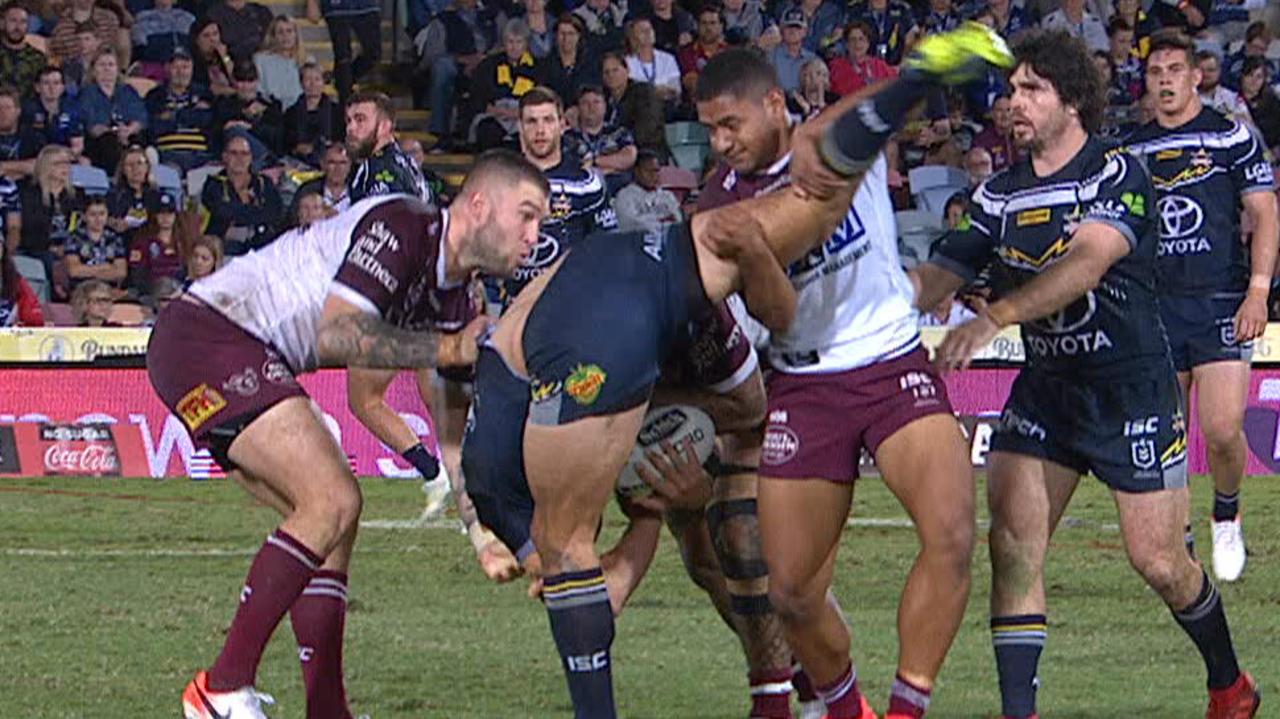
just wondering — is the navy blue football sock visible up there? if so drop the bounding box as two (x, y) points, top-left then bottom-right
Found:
(991, 614), (1046, 719)
(1172, 571), (1241, 690)
(544, 568), (616, 719)
(1212, 491), (1240, 522)
(821, 78), (933, 176)
(401, 443), (439, 480)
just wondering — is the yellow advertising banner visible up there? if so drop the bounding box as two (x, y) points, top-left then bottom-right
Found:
(0, 328), (152, 362)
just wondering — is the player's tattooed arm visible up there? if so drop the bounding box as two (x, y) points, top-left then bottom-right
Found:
(910, 263), (968, 312)
(317, 310), (443, 368)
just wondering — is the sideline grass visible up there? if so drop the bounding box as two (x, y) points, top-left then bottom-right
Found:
(0, 475), (1276, 717)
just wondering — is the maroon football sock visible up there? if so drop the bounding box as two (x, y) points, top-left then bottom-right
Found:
(817, 663), (865, 719)
(749, 668), (794, 718)
(208, 529), (321, 691)
(886, 674), (932, 717)
(291, 570), (352, 719)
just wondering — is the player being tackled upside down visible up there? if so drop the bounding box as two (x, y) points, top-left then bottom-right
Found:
(461, 23), (1015, 719)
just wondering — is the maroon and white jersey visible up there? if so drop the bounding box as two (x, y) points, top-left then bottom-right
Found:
(188, 194), (474, 373)
(700, 153), (917, 374)
(661, 295), (759, 393)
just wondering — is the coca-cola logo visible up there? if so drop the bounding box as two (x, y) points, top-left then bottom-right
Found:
(43, 442), (120, 475)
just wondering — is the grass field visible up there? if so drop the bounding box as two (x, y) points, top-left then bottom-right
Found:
(0, 474), (1276, 718)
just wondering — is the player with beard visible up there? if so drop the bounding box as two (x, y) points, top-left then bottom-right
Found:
(891, 31), (1260, 719)
(697, 47), (977, 719)
(1125, 30), (1278, 584)
(461, 24), (1013, 719)
(151, 150), (548, 719)
(345, 91), (433, 203)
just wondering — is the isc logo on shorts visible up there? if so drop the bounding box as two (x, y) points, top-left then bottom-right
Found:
(177, 384), (227, 431)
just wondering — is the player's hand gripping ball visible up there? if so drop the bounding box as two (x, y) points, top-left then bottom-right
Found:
(616, 405), (716, 498)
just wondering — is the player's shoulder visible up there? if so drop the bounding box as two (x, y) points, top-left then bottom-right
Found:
(545, 159), (603, 193)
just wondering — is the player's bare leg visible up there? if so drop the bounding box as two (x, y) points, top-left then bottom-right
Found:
(1190, 361), (1251, 581)
(525, 403), (649, 719)
(758, 478), (869, 717)
(1114, 487), (1258, 717)
(986, 452), (1080, 719)
(873, 414), (974, 714)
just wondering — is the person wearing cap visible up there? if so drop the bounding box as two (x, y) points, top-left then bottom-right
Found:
(145, 47), (214, 172)
(781, 0), (845, 55)
(769, 9), (818, 93)
(127, 190), (188, 297)
(131, 0), (196, 81)
(213, 58), (284, 159)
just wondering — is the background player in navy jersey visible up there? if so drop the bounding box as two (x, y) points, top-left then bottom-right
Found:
(346, 91), (434, 204)
(509, 86), (617, 303)
(896, 31), (1259, 719)
(461, 24), (1014, 719)
(1125, 29), (1279, 584)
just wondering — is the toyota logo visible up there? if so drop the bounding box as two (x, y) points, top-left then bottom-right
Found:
(1157, 195), (1204, 239)
(1032, 290), (1097, 334)
(522, 232), (562, 269)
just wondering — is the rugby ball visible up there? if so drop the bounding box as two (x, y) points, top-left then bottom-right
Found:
(616, 405), (717, 498)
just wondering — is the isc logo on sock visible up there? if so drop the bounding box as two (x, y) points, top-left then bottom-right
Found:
(566, 651), (609, 673)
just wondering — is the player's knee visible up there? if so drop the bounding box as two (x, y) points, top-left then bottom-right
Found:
(328, 483), (364, 536)
(1128, 548), (1188, 600)
(1200, 419), (1244, 455)
(766, 573), (822, 625)
(921, 516), (975, 578)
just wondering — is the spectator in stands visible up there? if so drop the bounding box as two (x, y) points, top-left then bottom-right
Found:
(964, 145), (992, 187)
(64, 194), (126, 292)
(60, 23), (101, 98)
(785, 0), (845, 55)
(292, 188), (327, 225)
(1198, 49), (1252, 123)
(0, 239), (44, 326)
(126, 191), (186, 295)
(191, 17), (235, 97)
(416, 0), (496, 151)
(846, 0), (915, 66)
(215, 60), (284, 159)
(0, 173), (15, 249)
(1240, 56), (1280, 154)
(200, 133), (283, 255)
(252, 15), (304, 111)
(130, 0), (195, 81)
(1224, 21), (1277, 92)
(787, 57), (836, 119)
(283, 62), (341, 166)
(289, 141), (351, 217)
(564, 84), (635, 184)
(1041, 0), (1108, 53)
(678, 4), (726, 103)
(721, 0), (773, 49)
(770, 9), (817, 93)
(106, 145), (159, 238)
(0, 86), (40, 179)
(80, 48), (147, 174)
(1108, 18), (1143, 102)
(601, 50), (666, 159)
(625, 18), (680, 104)
(918, 0), (961, 35)
(971, 94), (1020, 171)
(206, 0), (273, 62)
(1113, 0), (1157, 57)
(70, 278), (115, 325)
(546, 14), (598, 116)
(183, 234), (221, 281)
(510, 0), (554, 59)
(24, 67), (86, 161)
(145, 49), (214, 171)
(572, 0), (624, 57)
(145, 274), (182, 317)
(12, 146), (81, 294)
(1149, 0), (1210, 34)
(642, 0), (694, 54)
(470, 18), (544, 151)
(49, 0), (120, 69)
(0, 4), (47, 101)
(827, 20), (895, 96)
(985, 0), (1031, 41)
(306, 0), (381, 104)
(613, 149), (680, 233)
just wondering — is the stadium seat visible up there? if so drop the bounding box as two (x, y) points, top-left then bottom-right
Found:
(152, 164), (184, 204)
(895, 209), (944, 270)
(658, 165), (698, 191)
(907, 165), (969, 218)
(669, 143), (709, 172)
(70, 165), (111, 196)
(13, 254), (49, 303)
(665, 122), (711, 172)
(187, 165), (223, 206)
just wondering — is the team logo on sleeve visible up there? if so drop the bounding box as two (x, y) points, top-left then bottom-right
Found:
(564, 364), (607, 406)
(176, 384), (227, 430)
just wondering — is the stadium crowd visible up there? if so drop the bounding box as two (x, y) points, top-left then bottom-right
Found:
(0, 0), (1277, 327)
